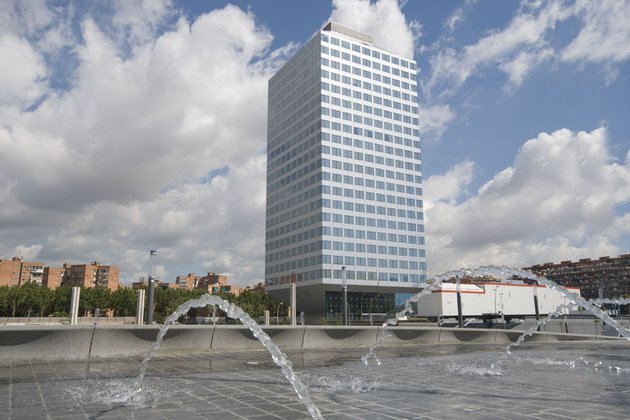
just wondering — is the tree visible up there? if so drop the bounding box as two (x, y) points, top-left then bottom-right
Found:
(0, 286), (11, 317)
(48, 286), (73, 316)
(234, 290), (283, 318)
(4, 283), (52, 317)
(80, 287), (111, 316)
(110, 288), (138, 317)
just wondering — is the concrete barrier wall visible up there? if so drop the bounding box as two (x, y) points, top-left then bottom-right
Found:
(383, 328), (441, 345)
(0, 325), (618, 362)
(89, 326), (215, 358)
(0, 326), (94, 361)
(302, 327), (379, 349)
(211, 326), (305, 351)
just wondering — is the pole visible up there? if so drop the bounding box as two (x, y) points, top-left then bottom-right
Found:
(290, 280), (297, 326)
(533, 284), (540, 331)
(146, 250), (157, 324)
(456, 276), (463, 328)
(136, 289), (145, 325)
(342, 266), (348, 326)
(70, 286), (80, 325)
(276, 302), (283, 325)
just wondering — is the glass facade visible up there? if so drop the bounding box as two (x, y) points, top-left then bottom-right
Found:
(266, 23), (427, 290)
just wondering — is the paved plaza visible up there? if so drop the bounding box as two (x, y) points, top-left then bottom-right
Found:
(1, 341), (629, 419)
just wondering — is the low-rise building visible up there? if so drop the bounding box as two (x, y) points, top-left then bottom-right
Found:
(0, 257), (44, 287)
(43, 266), (66, 290)
(417, 281), (580, 320)
(63, 262), (119, 291)
(525, 254), (630, 299)
(175, 273), (198, 289)
(173, 271), (240, 295)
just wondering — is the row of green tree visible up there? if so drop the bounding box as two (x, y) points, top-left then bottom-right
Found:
(0, 283), (286, 322)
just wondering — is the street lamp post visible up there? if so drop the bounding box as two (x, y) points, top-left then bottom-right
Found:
(533, 284), (540, 331)
(342, 266), (348, 326)
(456, 276), (463, 328)
(146, 250), (157, 324)
(276, 302), (284, 325)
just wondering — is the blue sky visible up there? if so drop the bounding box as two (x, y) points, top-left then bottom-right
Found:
(0, 0), (629, 286)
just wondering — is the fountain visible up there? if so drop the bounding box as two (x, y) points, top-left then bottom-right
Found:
(135, 294), (323, 420)
(363, 265), (630, 366)
(2, 266), (629, 419)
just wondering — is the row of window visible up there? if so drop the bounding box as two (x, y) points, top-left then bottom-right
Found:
(268, 128), (423, 194)
(267, 223), (427, 251)
(269, 156), (424, 204)
(321, 82), (416, 108)
(323, 105), (418, 125)
(321, 58), (418, 103)
(324, 175), (423, 195)
(267, 190), (323, 227)
(321, 93), (418, 115)
(267, 239), (426, 263)
(321, 34), (416, 71)
(268, 129), (320, 165)
(324, 132), (421, 149)
(321, 69), (415, 96)
(268, 140), (322, 183)
(269, 99), (320, 146)
(323, 143), (421, 161)
(269, 143), (423, 196)
(267, 270), (427, 286)
(266, 225), (424, 261)
(321, 46), (415, 80)
(269, 237), (426, 255)
(266, 254), (427, 275)
(268, 157), (321, 194)
(267, 164), (425, 207)
(267, 185), (424, 233)
(323, 186), (424, 208)
(322, 117), (417, 137)
(268, 37), (320, 108)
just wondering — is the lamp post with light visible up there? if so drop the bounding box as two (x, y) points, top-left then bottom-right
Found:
(146, 250), (157, 324)
(276, 301), (284, 325)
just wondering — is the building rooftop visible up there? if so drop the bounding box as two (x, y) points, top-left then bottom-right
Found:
(322, 21), (373, 44)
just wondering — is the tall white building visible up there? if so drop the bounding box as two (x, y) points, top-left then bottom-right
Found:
(266, 22), (426, 316)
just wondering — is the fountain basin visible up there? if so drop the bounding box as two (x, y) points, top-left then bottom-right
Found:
(1, 341), (629, 419)
(0, 324), (620, 361)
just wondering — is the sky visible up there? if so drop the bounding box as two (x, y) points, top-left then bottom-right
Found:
(1, 0), (629, 287)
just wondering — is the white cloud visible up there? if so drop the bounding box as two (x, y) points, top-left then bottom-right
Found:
(562, 0), (630, 64)
(445, 10), (463, 32)
(425, 0), (630, 98)
(418, 104), (455, 141)
(426, 1), (568, 96)
(0, 3), (288, 286)
(110, 0), (174, 48)
(498, 47), (554, 92)
(425, 127), (630, 276)
(12, 244), (43, 261)
(0, 0), (56, 38)
(0, 33), (47, 107)
(330, 0), (420, 58)
(424, 161), (474, 208)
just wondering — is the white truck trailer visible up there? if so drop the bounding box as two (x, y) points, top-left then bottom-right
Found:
(417, 282), (580, 322)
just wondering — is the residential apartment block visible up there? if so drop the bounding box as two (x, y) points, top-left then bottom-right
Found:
(62, 262), (119, 291)
(175, 273), (198, 289)
(174, 272), (238, 295)
(42, 266), (66, 290)
(0, 257), (44, 287)
(524, 254), (630, 299)
(265, 22), (427, 315)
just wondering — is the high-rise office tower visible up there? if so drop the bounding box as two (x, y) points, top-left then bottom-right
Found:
(266, 22), (426, 316)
